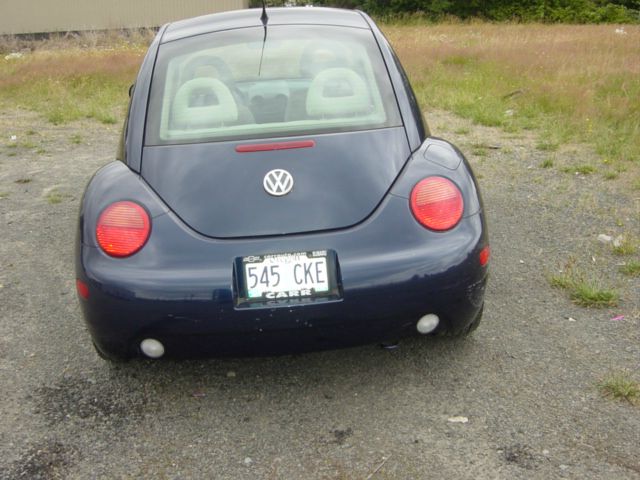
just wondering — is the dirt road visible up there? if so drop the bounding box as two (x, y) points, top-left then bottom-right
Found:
(0, 108), (638, 479)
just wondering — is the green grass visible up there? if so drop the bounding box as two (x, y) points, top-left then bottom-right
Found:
(384, 24), (640, 172)
(70, 133), (83, 144)
(568, 282), (619, 307)
(549, 261), (619, 308)
(540, 158), (554, 168)
(0, 49), (142, 125)
(536, 141), (559, 152)
(1, 25), (639, 184)
(45, 189), (70, 204)
(612, 237), (637, 256)
(12, 74), (122, 125)
(561, 164), (596, 175)
(598, 372), (640, 405)
(619, 261), (640, 277)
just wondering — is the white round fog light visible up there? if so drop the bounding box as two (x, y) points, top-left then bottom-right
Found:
(140, 338), (165, 358)
(417, 314), (440, 334)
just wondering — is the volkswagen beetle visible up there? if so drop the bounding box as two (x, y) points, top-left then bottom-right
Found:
(75, 6), (489, 360)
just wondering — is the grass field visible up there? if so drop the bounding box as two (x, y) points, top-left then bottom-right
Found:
(0, 24), (639, 172)
(383, 23), (640, 169)
(0, 32), (149, 125)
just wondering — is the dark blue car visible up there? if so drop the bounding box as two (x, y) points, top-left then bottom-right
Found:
(75, 6), (489, 360)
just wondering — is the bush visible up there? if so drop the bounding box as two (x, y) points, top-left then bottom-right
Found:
(295, 0), (640, 23)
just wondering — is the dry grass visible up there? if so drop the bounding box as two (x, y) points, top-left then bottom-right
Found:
(1, 25), (639, 167)
(0, 49), (142, 89)
(0, 29), (156, 54)
(0, 31), (150, 124)
(383, 23), (640, 165)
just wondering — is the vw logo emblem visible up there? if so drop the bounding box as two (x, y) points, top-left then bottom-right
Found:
(263, 169), (294, 197)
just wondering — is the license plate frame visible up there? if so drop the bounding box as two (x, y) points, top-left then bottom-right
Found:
(235, 250), (341, 308)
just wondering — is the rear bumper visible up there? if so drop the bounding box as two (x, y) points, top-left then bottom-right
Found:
(77, 194), (488, 359)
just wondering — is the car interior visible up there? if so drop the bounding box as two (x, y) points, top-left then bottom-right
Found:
(151, 31), (394, 143)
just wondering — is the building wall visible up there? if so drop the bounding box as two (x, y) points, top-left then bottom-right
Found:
(1, 0), (249, 35)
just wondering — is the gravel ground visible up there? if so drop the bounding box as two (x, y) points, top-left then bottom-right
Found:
(0, 107), (638, 479)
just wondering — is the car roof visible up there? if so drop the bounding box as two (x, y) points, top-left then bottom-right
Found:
(161, 7), (370, 44)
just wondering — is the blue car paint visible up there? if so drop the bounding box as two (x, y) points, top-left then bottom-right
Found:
(76, 7), (488, 359)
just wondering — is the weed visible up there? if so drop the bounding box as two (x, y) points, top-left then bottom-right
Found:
(46, 190), (65, 204)
(536, 141), (559, 152)
(442, 55), (473, 67)
(575, 165), (596, 175)
(384, 24), (640, 170)
(15, 178), (31, 184)
(561, 165), (596, 175)
(603, 171), (618, 180)
(36, 147), (46, 155)
(612, 237), (637, 256)
(569, 282), (619, 307)
(598, 372), (640, 405)
(0, 48), (142, 125)
(26, 129), (36, 136)
(549, 259), (619, 308)
(540, 158), (554, 168)
(17, 140), (37, 149)
(619, 261), (640, 277)
(0, 192), (8, 199)
(454, 127), (470, 135)
(549, 273), (573, 290)
(471, 147), (488, 157)
(70, 134), (82, 145)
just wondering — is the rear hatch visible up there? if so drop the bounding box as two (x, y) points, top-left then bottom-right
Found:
(140, 20), (411, 237)
(141, 128), (410, 238)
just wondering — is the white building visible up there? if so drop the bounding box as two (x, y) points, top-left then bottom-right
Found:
(1, 0), (249, 35)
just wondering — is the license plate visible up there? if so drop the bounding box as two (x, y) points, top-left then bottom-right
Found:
(237, 250), (339, 305)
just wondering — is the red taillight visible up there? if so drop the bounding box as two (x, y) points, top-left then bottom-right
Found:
(410, 177), (464, 231)
(479, 245), (491, 266)
(96, 201), (151, 257)
(76, 279), (89, 299)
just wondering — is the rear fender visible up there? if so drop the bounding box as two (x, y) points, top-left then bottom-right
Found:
(78, 162), (169, 249)
(390, 137), (483, 218)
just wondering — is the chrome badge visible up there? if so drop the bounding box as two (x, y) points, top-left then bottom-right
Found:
(263, 169), (294, 196)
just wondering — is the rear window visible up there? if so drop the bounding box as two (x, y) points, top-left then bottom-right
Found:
(145, 25), (402, 145)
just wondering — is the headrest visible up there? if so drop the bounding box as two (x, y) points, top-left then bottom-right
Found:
(306, 68), (370, 117)
(171, 78), (238, 129)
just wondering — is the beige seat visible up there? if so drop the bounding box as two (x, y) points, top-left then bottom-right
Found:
(306, 68), (370, 118)
(171, 77), (238, 129)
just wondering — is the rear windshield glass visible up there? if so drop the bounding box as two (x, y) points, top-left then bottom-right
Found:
(145, 25), (402, 145)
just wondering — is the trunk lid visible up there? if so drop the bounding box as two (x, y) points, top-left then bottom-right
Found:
(141, 127), (410, 238)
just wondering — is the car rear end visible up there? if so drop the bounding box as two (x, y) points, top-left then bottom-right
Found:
(75, 8), (489, 360)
